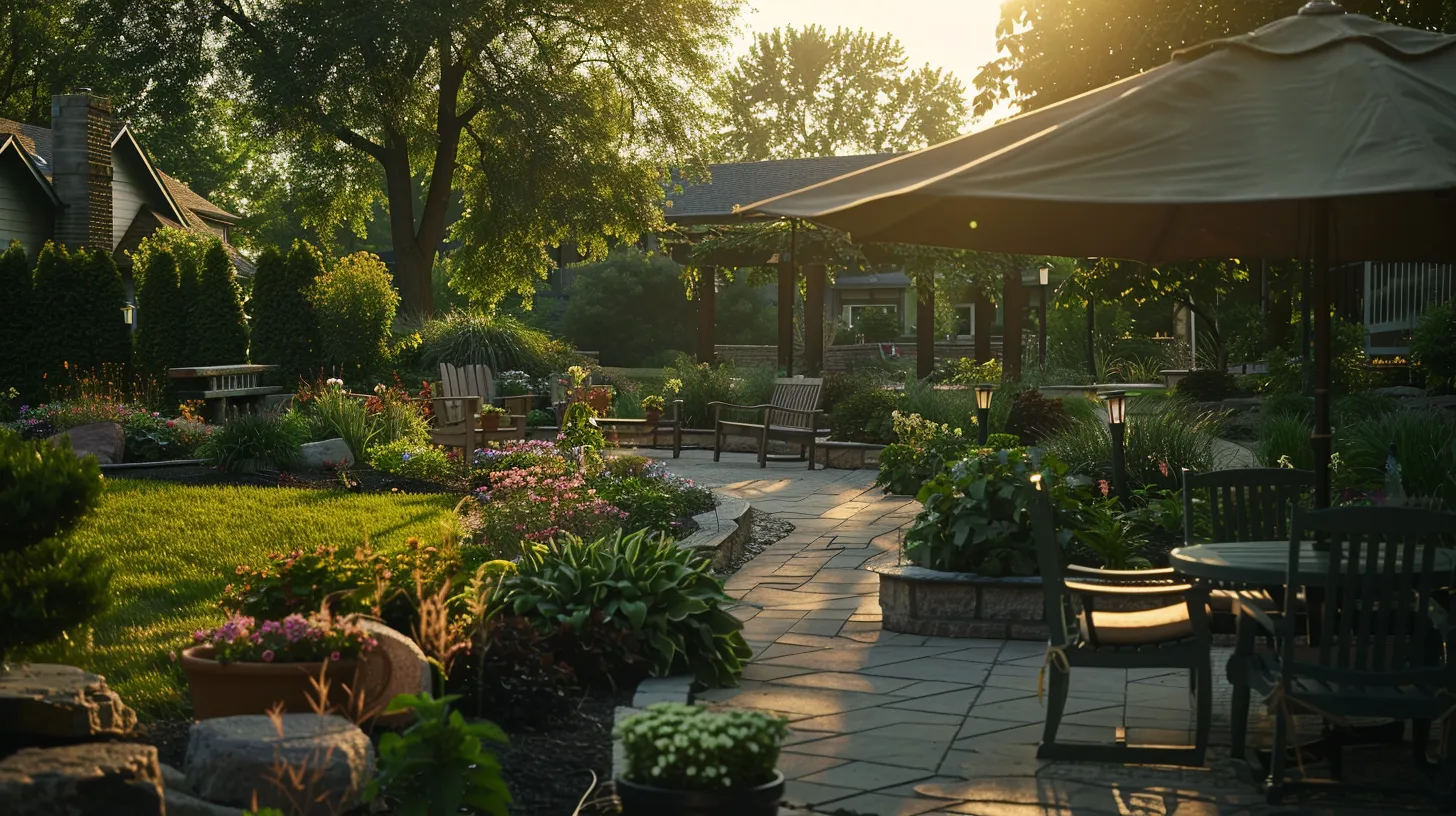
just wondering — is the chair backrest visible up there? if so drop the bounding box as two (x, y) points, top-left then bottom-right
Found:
(1285, 505), (1456, 686)
(430, 396), (481, 452)
(769, 377), (823, 428)
(1028, 475), (1077, 650)
(439, 363), (494, 403)
(1182, 467), (1314, 545)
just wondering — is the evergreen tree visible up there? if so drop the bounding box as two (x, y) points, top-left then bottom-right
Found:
(134, 249), (186, 377)
(176, 249), (201, 365)
(190, 241), (248, 364)
(250, 241), (321, 385)
(0, 242), (36, 401)
(30, 242), (83, 385)
(72, 249), (132, 372)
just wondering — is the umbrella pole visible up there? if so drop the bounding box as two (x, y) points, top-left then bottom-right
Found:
(1312, 201), (1333, 508)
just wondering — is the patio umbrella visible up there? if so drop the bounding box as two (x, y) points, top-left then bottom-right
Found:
(743, 0), (1456, 505)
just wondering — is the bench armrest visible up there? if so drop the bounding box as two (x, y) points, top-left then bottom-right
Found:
(707, 402), (773, 411)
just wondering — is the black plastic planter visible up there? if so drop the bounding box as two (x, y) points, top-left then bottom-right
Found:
(615, 770), (785, 816)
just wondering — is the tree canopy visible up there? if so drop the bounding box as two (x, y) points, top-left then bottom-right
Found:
(714, 25), (967, 161)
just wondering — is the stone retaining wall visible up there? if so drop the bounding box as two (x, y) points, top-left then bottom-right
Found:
(875, 565), (1049, 640)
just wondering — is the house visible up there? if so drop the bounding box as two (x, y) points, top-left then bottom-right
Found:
(0, 91), (248, 289)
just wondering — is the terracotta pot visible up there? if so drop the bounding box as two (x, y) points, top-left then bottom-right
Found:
(644, 408), (662, 426)
(481, 412), (502, 432)
(180, 645), (359, 720)
(616, 770), (783, 816)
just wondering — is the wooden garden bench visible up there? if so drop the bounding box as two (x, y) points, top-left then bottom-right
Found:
(428, 396), (527, 453)
(710, 377), (824, 469)
(168, 364), (282, 422)
(439, 363), (536, 420)
(1030, 473), (1213, 766)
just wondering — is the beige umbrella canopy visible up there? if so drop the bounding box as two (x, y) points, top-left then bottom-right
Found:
(744, 1), (1456, 504)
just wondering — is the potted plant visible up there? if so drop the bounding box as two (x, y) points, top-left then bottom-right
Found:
(586, 385), (614, 416)
(614, 703), (787, 816)
(480, 404), (509, 432)
(180, 612), (377, 719)
(642, 395), (666, 426)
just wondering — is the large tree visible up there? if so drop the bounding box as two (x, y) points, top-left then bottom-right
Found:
(974, 1), (1456, 118)
(208, 0), (736, 315)
(714, 25), (967, 161)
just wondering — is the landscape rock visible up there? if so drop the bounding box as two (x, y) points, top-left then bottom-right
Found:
(0, 742), (163, 815)
(299, 438), (354, 469)
(185, 714), (373, 814)
(50, 422), (125, 464)
(0, 664), (136, 742)
(159, 761), (192, 794)
(354, 619), (431, 727)
(164, 787), (242, 816)
(1373, 385), (1425, 398)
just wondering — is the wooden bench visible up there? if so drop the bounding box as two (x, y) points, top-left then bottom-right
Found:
(591, 400), (684, 457)
(168, 364), (283, 422)
(711, 377), (825, 469)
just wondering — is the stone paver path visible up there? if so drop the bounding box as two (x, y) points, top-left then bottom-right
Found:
(651, 449), (1433, 816)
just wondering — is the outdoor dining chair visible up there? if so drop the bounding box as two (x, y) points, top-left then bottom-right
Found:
(1029, 474), (1213, 766)
(1228, 505), (1456, 806)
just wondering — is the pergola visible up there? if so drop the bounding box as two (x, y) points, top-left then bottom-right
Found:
(662, 156), (1019, 379)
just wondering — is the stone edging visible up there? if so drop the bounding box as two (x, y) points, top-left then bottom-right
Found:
(874, 564), (1050, 640)
(676, 493), (753, 571)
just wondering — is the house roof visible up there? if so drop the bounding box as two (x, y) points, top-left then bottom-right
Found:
(664, 154), (898, 225)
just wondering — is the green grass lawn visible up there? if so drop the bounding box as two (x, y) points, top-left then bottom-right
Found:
(23, 479), (459, 719)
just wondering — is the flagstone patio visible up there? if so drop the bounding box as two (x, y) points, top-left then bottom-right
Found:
(646, 449), (1436, 816)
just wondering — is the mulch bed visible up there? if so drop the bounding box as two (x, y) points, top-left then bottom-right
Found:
(495, 686), (633, 816)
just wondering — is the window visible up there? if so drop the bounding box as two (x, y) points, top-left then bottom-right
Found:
(845, 304), (899, 327)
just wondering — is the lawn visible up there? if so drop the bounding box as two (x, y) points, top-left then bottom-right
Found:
(23, 478), (459, 719)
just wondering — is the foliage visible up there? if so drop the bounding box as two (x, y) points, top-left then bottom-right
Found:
(829, 388), (898, 444)
(1338, 409), (1456, 506)
(1069, 498), (1151, 570)
(617, 702), (787, 791)
(297, 380), (429, 461)
(986, 433), (1022, 450)
(1412, 299), (1456, 392)
(190, 241), (249, 365)
(0, 242), (37, 400)
(1175, 369), (1241, 402)
(713, 24), (966, 161)
(1264, 317), (1373, 396)
(663, 356), (738, 428)
(0, 431), (110, 663)
(365, 693), (511, 816)
(896, 379), (979, 430)
(310, 252), (400, 382)
(932, 357), (1004, 386)
(407, 310), (577, 379)
(469, 440), (567, 486)
(1041, 397), (1221, 491)
(367, 440), (459, 483)
(73, 249), (134, 374)
(468, 461), (624, 559)
(190, 612), (375, 663)
(1004, 389), (1071, 445)
(1261, 392), (1312, 421)
(452, 614), (580, 725)
(1255, 415), (1313, 471)
(821, 369), (893, 414)
(559, 249), (695, 366)
(500, 529), (751, 686)
(904, 449), (1073, 576)
(641, 394), (666, 413)
(851, 306), (903, 343)
(13, 398), (213, 462)
(875, 411), (975, 496)
(592, 469), (716, 538)
(558, 401), (606, 452)
(714, 277), (778, 345)
(198, 412), (306, 473)
(250, 243), (323, 386)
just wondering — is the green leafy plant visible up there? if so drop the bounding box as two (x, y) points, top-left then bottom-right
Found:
(480, 404), (508, 418)
(896, 379), (979, 430)
(932, 357), (1003, 386)
(1411, 299), (1456, 392)
(310, 252), (400, 383)
(829, 388), (898, 444)
(499, 529), (751, 686)
(407, 310), (577, 379)
(1174, 369), (1240, 402)
(616, 703), (787, 791)
(1004, 388), (1070, 445)
(364, 692), (511, 816)
(132, 245), (188, 379)
(1069, 498), (1151, 570)
(366, 439), (458, 483)
(199, 412), (306, 473)
(641, 394), (666, 413)
(1255, 414), (1313, 470)
(1042, 397), (1220, 491)
(558, 400), (605, 451)
(190, 240), (249, 366)
(1337, 409), (1456, 506)
(592, 471), (715, 538)
(0, 431), (111, 663)
(875, 411), (974, 495)
(851, 306), (902, 343)
(250, 242), (324, 387)
(985, 433), (1021, 450)
(663, 355), (737, 427)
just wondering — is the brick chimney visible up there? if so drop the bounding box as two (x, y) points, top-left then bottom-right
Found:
(51, 90), (113, 251)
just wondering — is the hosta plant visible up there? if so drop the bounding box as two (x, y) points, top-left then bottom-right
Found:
(499, 529), (750, 686)
(616, 703), (786, 791)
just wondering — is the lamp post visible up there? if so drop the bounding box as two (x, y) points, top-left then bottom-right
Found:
(974, 383), (994, 446)
(1100, 390), (1128, 503)
(121, 301), (136, 327)
(1037, 263), (1050, 367)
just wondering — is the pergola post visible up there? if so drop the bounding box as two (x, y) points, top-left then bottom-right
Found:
(778, 254), (795, 376)
(804, 263), (825, 376)
(974, 291), (994, 364)
(696, 266), (716, 364)
(1003, 271), (1025, 381)
(916, 274), (935, 379)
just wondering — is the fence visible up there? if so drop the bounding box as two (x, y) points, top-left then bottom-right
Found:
(1363, 262), (1455, 354)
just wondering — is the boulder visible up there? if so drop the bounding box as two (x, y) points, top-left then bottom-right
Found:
(0, 664), (136, 743)
(354, 619), (431, 727)
(0, 742), (163, 815)
(159, 761), (192, 794)
(1373, 385), (1426, 398)
(185, 714), (373, 815)
(50, 422), (125, 464)
(164, 788), (242, 816)
(299, 438), (354, 469)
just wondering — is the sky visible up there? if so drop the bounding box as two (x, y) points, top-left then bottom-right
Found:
(727, 0), (1014, 128)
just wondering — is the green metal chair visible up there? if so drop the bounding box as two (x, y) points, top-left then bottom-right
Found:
(1228, 505), (1456, 806)
(1029, 474), (1213, 765)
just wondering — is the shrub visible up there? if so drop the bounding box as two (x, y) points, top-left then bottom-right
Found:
(558, 248), (695, 366)
(985, 433), (1021, 450)
(821, 369), (891, 414)
(469, 439), (567, 486)
(897, 379), (979, 430)
(1041, 398), (1220, 491)
(592, 470), (716, 538)
(365, 692), (511, 816)
(199, 412), (306, 473)
(409, 310), (576, 379)
(73, 249), (132, 374)
(190, 241), (248, 365)
(1068, 497), (1151, 570)
(0, 431), (111, 663)
(311, 252), (400, 382)
(829, 388), (898, 444)
(558, 400), (606, 451)
(296, 380), (428, 461)
(1256, 415), (1314, 470)
(1175, 369), (1240, 402)
(1338, 409), (1456, 505)
(499, 529), (751, 686)
(853, 306), (902, 342)
(250, 243), (323, 386)
(468, 464), (625, 559)
(1335, 391), (1398, 426)
(525, 408), (554, 427)
(1411, 300), (1456, 392)
(367, 439), (458, 483)
(452, 614), (579, 724)
(31, 242), (83, 382)
(133, 248), (188, 378)
(1261, 392), (1312, 421)
(0, 242), (37, 401)
(616, 703), (786, 792)
(874, 411), (975, 496)
(932, 357), (1003, 386)
(663, 356), (736, 428)
(1004, 389), (1070, 445)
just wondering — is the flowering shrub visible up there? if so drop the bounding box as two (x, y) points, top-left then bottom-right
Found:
(9, 400), (213, 461)
(874, 411), (975, 496)
(192, 612), (376, 663)
(469, 465), (626, 558)
(616, 703), (786, 791)
(591, 460), (715, 538)
(367, 439), (459, 483)
(469, 439), (569, 486)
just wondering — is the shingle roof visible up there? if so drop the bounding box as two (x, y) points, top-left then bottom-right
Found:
(157, 170), (238, 222)
(664, 154), (898, 225)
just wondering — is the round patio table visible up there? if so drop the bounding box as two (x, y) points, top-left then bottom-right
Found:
(1170, 540), (1456, 585)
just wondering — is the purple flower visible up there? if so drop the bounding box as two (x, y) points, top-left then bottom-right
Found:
(330, 651), (341, 662)
(261, 650), (275, 663)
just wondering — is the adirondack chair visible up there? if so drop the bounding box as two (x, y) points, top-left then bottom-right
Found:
(710, 377), (824, 469)
(1030, 473), (1213, 765)
(438, 363), (535, 419)
(1229, 505), (1456, 805)
(429, 396), (481, 454)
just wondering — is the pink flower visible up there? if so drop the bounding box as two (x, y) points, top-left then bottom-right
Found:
(1159, 460), (1170, 478)
(261, 650), (275, 663)
(330, 651), (341, 662)
(1097, 479), (1110, 497)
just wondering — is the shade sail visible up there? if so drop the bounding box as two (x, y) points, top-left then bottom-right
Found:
(742, 5), (1456, 265)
